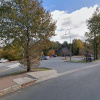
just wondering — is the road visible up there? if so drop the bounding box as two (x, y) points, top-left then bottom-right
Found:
(0, 57), (92, 76)
(39, 57), (100, 73)
(0, 62), (24, 76)
(0, 56), (100, 76)
(1, 57), (100, 100)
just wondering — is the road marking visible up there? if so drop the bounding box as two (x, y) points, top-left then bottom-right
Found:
(59, 63), (100, 76)
(0, 63), (21, 73)
(7, 63), (20, 68)
(36, 63), (100, 83)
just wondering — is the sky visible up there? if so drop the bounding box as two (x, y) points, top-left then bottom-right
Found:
(42, 0), (100, 43)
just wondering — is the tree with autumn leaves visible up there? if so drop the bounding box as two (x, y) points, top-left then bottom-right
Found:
(72, 39), (85, 55)
(0, 0), (56, 72)
(1, 40), (22, 61)
(48, 49), (55, 56)
(85, 7), (100, 59)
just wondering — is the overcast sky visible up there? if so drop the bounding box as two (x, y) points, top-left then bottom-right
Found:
(42, 0), (100, 43)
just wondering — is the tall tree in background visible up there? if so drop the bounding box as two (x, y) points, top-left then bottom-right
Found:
(48, 49), (55, 56)
(87, 7), (100, 35)
(86, 7), (100, 59)
(42, 41), (56, 56)
(1, 40), (22, 61)
(0, 0), (56, 72)
(72, 39), (84, 55)
(55, 41), (61, 56)
(60, 41), (70, 56)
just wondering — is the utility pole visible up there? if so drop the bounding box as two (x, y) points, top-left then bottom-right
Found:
(65, 29), (72, 62)
(69, 31), (72, 62)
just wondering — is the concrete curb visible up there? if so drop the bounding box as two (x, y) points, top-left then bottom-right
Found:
(36, 73), (59, 83)
(0, 85), (20, 95)
(34, 69), (59, 83)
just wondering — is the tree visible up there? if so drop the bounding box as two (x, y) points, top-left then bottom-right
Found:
(48, 49), (55, 56)
(61, 41), (69, 49)
(55, 41), (61, 56)
(0, 0), (56, 72)
(42, 41), (56, 56)
(87, 7), (100, 35)
(0, 48), (3, 58)
(60, 41), (70, 56)
(86, 7), (100, 59)
(85, 34), (100, 59)
(1, 40), (22, 61)
(61, 47), (70, 57)
(72, 39), (84, 55)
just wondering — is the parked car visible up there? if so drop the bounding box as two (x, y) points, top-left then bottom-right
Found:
(51, 55), (57, 57)
(41, 56), (47, 60)
(45, 56), (50, 59)
(41, 56), (50, 60)
(0, 58), (9, 63)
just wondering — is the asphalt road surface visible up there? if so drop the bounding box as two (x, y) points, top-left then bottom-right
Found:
(0, 62), (24, 76)
(39, 57), (100, 73)
(1, 61), (100, 100)
(1, 57), (100, 100)
(0, 57), (100, 76)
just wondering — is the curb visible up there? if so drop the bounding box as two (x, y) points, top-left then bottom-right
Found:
(36, 73), (59, 83)
(0, 85), (20, 96)
(0, 70), (58, 96)
(0, 80), (37, 96)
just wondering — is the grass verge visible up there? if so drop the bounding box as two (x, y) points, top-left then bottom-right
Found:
(31, 67), (51, 71)
(66, 60), (95, 63)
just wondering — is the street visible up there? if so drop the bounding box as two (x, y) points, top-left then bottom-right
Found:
(0, 62), (24, 76)
(0, 0), (100, 99)
(39, 57), (99, 73)
(0, 56), (97, 76)
(1, 57), (100, 100)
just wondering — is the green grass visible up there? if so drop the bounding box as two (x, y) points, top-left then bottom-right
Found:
(72, 60), (87, 63)
(31, 68), (51, 71)
(66, 60), (94, 63)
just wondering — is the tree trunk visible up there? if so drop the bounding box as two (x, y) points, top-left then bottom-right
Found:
(26, 26), (31, 72)
(96, 43), (98, 60)
(27, 53), (31, 72)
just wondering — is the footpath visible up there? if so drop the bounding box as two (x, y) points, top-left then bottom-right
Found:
(0, 69), (58, 96)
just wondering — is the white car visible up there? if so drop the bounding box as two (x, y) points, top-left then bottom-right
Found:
(41, 56), (50, 60)
(0, 58), (8, 63)
(45, 56), (50, 59)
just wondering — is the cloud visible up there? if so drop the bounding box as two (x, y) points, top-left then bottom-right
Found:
(62, 18), (72, 26)
(51, 5), (99, 43)
(61, 34), (84, 39)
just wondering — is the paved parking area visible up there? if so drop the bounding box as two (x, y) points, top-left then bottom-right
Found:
(39, 57), (99, 73)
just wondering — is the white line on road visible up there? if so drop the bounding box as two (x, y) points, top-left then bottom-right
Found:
(36, 63), (100, 83)
(59, 63), (100, 76)
(0, 63), (21, 73)
(7, 63), (20, 68)
(0, 68), (11, 73)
